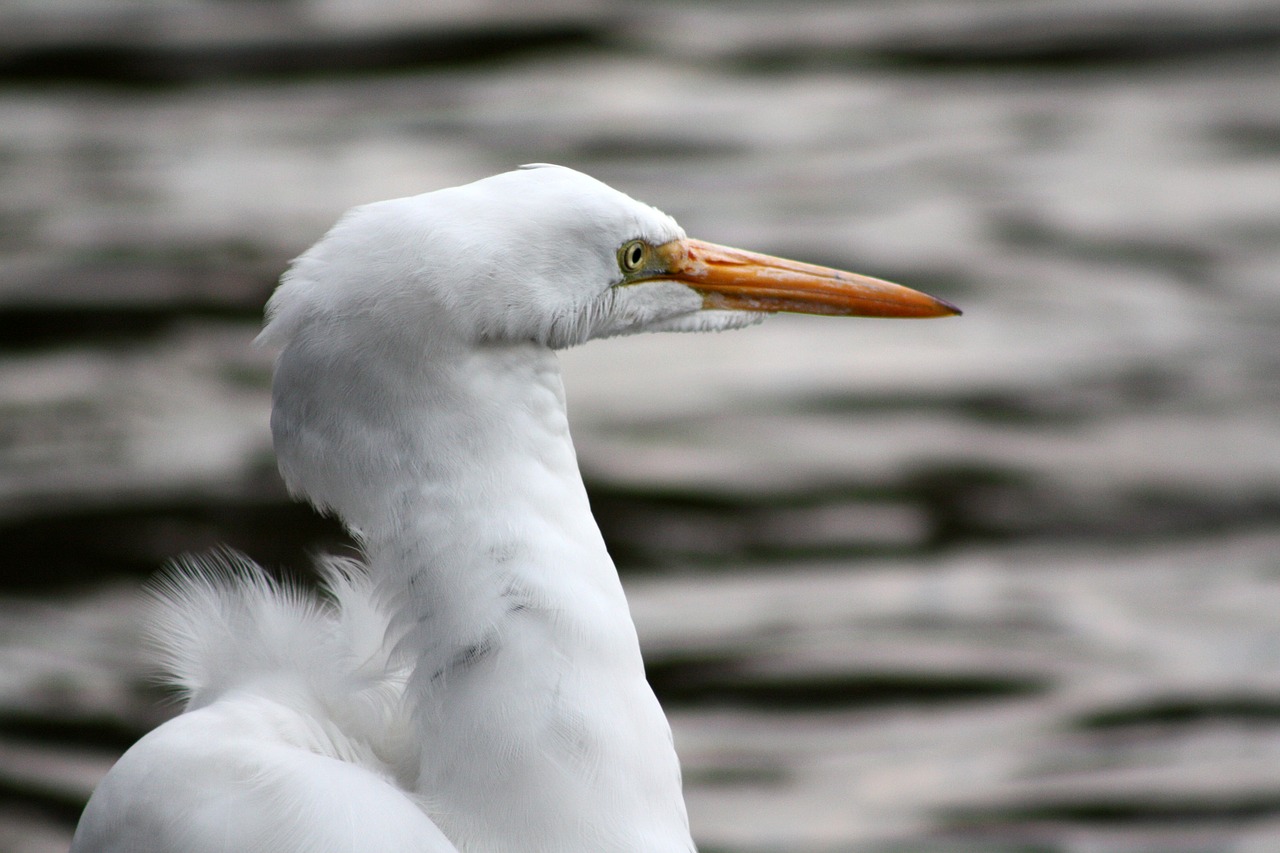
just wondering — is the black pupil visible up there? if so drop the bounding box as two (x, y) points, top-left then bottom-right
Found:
(627, 245), (642, 267)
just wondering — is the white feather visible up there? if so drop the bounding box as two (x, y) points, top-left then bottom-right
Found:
(144, 550), (409, 761)
(74, 551), (455, 852)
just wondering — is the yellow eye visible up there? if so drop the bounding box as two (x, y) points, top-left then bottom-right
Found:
(618, 240), (647, 274)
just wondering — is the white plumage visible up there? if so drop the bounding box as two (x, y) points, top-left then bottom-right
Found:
(72, 165), (957, 852)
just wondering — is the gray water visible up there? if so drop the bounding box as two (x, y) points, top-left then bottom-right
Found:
(2, 1), (1280, 850)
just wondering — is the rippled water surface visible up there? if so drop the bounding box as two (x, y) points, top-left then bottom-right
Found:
(2, 1), (1279, 850)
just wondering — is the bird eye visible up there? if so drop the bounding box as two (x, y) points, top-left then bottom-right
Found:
(618, 240), (647, 274)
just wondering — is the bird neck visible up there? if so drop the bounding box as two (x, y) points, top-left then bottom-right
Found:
(271, 338), (693, 851)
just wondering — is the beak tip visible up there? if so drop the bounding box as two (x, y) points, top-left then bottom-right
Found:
(934, 296), (963, 317)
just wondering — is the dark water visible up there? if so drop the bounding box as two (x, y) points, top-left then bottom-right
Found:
(2, 2), (1279, 850)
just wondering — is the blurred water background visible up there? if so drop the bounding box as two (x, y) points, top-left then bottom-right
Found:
(2, 1), (1280, 851)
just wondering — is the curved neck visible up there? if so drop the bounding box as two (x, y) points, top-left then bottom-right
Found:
(271, 339), (693, 851)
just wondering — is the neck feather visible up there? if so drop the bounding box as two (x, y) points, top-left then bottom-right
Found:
(270, 337), (693, 851)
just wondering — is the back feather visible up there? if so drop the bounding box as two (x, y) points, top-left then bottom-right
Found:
(145, 549), (410, 764)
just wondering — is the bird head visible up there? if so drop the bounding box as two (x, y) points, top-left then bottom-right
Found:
(260, 165), (957, 357)
(259, 166), (959, 523)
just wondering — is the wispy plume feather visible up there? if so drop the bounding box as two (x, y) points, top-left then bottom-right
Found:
(145, 549), (410, 758)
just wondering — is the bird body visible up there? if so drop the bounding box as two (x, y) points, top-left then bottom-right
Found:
(72, 166), (956, 852)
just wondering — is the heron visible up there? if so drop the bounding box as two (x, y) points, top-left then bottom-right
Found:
(71, 165), (958, 852)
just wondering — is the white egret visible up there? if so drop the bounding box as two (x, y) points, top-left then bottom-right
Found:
(71, 165), (958, 853)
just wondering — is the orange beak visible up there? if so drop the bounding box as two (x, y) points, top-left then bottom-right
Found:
(654, 238), (960, 319)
